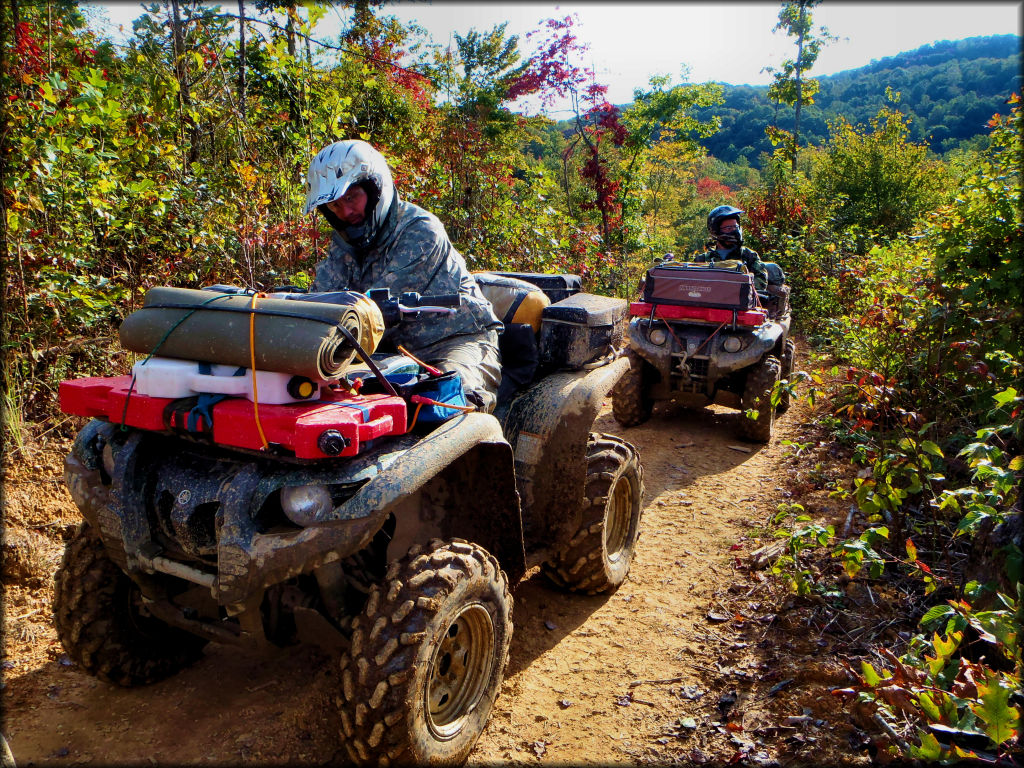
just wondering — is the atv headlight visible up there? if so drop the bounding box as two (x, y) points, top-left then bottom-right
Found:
(280, 484), (333, 526)
(722, 335), (742, 353)
(649, 328), (668, 345)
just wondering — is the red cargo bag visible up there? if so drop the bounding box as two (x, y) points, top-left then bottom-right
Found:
(642, 263), (756, 311)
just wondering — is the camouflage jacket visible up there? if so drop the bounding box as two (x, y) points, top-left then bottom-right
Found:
(695, 245), (769, 291)
(313, 198), (501, 352)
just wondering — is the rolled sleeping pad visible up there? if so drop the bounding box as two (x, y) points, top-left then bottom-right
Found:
(473, 272), (550, 334)
(118, 287), (385, 380)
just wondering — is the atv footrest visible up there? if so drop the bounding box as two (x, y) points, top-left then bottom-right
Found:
(59, 375), (408, 459)
(630, 302), (768, 327)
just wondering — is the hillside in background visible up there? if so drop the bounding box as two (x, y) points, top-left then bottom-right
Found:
(688, 34), (1021, 166)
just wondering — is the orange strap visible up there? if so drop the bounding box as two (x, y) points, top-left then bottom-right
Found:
(397, 345), (443, 377)
(406, 395), (475, 431)
(248, 293), (270, 450)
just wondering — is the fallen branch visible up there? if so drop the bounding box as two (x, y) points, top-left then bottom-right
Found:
(749, 539), (788, 570)
(841, 505), (857, 538)
(9, 608), (43, 622)
(872, 712), (911, 753)
(629, 676), (687, 688)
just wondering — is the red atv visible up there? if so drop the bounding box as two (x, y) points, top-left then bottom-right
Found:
(612, 256), (794, 442)
(54, 277), (644, 766)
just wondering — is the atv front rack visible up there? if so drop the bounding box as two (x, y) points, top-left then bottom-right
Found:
(629, 301), (768, 327)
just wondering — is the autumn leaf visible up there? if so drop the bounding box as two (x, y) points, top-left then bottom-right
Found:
(905, 538), (917, 561)
(970, 670), (1020, 745)
(923, 630), (962, 677)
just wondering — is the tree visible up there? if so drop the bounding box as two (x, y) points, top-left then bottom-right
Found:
(811, 95), (952, 238)
(765, 0), (834, 171)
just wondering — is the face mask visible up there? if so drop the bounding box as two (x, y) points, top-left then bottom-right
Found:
(716, 227), (741, 248)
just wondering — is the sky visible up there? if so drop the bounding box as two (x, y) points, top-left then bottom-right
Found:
(93, 1), (1022, 115)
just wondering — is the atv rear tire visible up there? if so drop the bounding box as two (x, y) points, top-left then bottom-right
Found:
(612, 349), (653, 427)
(53, 524), (207, 686)
(777, 338), (796, 414)
(543, 434), (645, 595)
(739, 356), (781, 443)
(337, 539), (512, 766)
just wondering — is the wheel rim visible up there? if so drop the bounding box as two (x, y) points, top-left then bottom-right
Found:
(604, 473), (634, 563)
(426, 603), (494, 740)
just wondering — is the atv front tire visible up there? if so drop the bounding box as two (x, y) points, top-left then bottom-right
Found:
(53, 524), (208, 686)
(612, 349), (653, 427)
(777, 338), (796, 414)
(338, 539), (512, 766)
(543, 434), (645, 595)
(739, 356), (781, 443)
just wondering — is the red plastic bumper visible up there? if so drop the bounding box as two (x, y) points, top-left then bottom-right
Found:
(629, 302), (768, 326)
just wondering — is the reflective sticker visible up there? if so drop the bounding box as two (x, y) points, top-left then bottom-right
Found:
(176, 489), (192, 506)
(515, 431), (544, 464)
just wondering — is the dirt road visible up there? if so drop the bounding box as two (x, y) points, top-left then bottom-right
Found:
(3, 386), (863, 766)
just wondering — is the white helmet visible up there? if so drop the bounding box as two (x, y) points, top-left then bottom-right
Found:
(304, 140), (396, 249)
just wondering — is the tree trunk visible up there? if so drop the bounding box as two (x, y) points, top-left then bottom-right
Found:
(284, 1), (298, 124)
(169, 0), (198, 165)
(237, 0), (246, 121)
(792, 1), (806, 173)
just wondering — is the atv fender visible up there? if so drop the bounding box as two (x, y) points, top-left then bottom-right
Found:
(342, 412), (526, 582)
(501, 355), (629, 562)
(223, 412), (524, 606)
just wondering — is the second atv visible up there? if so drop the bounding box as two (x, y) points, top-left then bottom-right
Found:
(612, 255), (794, 442)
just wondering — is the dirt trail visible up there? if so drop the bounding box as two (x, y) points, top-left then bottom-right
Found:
(2, 380), (863, 766)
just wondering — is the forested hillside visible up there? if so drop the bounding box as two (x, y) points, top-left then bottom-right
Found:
(1, 2), (1021, 764)
(689, 34), (1021, 165)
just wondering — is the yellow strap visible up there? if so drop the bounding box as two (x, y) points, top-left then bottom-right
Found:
(248, 293), (270, 450)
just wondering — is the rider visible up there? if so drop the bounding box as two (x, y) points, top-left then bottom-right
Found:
(696, 205), (769, 292)
(304, 139), (502, 413)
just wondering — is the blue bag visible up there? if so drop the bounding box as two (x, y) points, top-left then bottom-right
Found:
(386, 370), (468, 425)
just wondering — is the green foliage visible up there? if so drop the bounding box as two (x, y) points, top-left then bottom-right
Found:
(770, 503), (835, 595)
(929, 94), (1024, 361)
(766, 91), (1024, 762)
(691, 34), (1021, 168)
(811, 102), (953, 235)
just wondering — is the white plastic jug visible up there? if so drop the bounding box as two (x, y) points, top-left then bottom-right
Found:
(131, 357), (321, 404)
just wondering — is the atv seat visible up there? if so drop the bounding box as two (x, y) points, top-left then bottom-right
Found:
(473, 272), (585, 405)
(761, 262), (790, 319)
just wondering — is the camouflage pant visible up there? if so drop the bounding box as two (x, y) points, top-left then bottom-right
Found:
(415, 330), (501, 414)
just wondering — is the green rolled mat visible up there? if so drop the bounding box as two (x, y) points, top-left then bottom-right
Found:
(118, 287), (383, 380)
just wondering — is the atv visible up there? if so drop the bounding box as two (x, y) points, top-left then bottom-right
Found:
(54, 275), (644, 766)
(612, 255), (794, 442)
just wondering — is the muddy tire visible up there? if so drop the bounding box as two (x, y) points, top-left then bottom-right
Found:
(777, 338), (796, 414)
(543, 434), (645, 595)
(53, 524), (207, 686)
(612, 349), (653, 427)
(337, 539), (512, 766)
(739, 356), (781, 443)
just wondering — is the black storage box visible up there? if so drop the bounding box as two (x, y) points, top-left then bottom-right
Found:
(539, 293), (628, 370)
(643, 263), (755, 310)
(493, 272), (582, 304)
